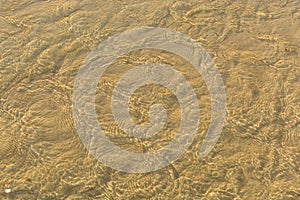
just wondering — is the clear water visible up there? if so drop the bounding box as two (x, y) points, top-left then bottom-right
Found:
(0, 0), (299, 199)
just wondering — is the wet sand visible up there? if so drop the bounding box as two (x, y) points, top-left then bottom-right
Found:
(0, 0), (299, 199)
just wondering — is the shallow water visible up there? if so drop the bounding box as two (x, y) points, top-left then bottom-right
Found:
(0, 0), (299, 199)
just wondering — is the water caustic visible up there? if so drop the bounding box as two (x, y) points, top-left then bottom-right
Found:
(0, 0), (299, 199)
